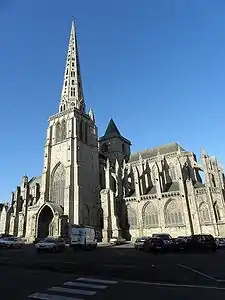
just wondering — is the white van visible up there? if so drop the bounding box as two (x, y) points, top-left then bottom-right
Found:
(70, 225), (97, 250)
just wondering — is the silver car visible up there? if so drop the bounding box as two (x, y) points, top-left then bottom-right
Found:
(35, 237), (66, 253)
(0, 237), (24, 249)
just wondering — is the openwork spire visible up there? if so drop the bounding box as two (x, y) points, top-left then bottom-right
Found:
(59, 19), (85, 114)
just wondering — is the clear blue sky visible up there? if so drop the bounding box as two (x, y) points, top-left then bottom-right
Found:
(1, 0), (225, 201)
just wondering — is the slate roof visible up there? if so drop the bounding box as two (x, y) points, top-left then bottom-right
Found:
(194, 182), (205, 188)
(129, 142), (186, 163)
(99, 118), (131, 144)
(28, 176), (42, 187)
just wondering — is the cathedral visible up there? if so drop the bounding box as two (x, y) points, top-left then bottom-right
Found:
(1, 20), (225, 242)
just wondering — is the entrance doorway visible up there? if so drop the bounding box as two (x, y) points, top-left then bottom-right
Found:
(37, 205), (54, 238)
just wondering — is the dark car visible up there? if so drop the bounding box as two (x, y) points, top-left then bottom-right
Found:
(215, 237), (225, 249)
(152, 233), (174, 250)
(186, 234), (216, 252)
(143, 237), (165, 253)
(134, 237), (149, 250)
(173, 236), (189, 251)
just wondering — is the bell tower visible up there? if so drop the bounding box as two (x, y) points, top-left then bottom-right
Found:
(39, 20), (99, 227)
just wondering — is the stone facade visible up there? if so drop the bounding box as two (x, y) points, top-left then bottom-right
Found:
(1, 21), (225, 242)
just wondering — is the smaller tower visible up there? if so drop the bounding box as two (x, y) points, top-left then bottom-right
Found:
(99, 118), (131, 164)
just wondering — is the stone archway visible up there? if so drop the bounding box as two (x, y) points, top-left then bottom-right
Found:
(37, 205), (54, 238)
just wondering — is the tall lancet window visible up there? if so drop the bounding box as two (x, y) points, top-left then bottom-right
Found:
(61, 120), (67, 141)
(51, 163), (66, 208)
(55, 123), (61, 143)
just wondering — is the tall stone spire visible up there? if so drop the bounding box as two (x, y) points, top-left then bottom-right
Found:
(59, 19), (85, 114)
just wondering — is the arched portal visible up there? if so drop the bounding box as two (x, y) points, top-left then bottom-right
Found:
(37, 205), (54, 238)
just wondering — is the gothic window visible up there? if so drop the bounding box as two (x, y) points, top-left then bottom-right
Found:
(127, 207), (137, 229)
(84, 122), (88, 144)
(65, 81), (67, 87)
(210, 174), (216, 187)
(169, 164), (176, 180)
(79, 120), (83, 141)
(71, 71), (75, 77)
(143, 202), (159, 228)
(66, 69), (68, 75)
(61, 120), (66, 141)
(214, 203), (221, 222)
(97, 208), (104, 229)
(71, 79), (75, 85)
(71, 87), (76, 97)
(165, 199), (183, 226)
(83, 205), (90, 225)
(199, 202), (211, 224)
(51, 163), (66, 207)
(72, 62), (75, 67)
(55, 122), (61, 143)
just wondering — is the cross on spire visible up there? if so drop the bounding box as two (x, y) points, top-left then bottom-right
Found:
(59, 19), (85, 114)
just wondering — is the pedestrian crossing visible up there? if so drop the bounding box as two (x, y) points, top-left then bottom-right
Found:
(28, 277), (118, 299)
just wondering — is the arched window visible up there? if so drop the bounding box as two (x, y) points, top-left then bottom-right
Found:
(83, 205), (90, 225)
(165, 199), (183, 226)
(61, 120), (67, 141)
(97, 208), (104, 229)
(79, 120), (83, 142)
(143, 202), (159, 228)
(84, 122), (88, 144)
(127, 206), (137, 229)
(55, 123), (61, 143)
(169, 164), (176, 180)
(51, 163), (66, 207)
(199, 202), (211, 224)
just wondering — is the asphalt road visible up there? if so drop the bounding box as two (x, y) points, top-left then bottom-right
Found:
(1, 243), (225, 299)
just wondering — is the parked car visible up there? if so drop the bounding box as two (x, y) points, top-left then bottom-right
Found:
(110, 237), (126, 245)
(35, 237), (66, 253)
(143, 237), (165, 253)
(0, 237), (24, 249)
(173, 236), (189, 251)
(215, 237), (225, 249)
(152, 233), (173, 250)
(134, 237), (149, 250)
(186, 234), (216, 252)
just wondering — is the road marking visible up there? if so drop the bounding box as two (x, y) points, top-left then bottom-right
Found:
(76, 277), (118, 284)
(122, 280), (225, 290)
(178, 264), (225, 283)
(64, 281), (107, 289)
(28, 293), (81, 300)
(49, 287), (96, 295)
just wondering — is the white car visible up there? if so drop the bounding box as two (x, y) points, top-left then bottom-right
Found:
(0, 237), (24, 249)
(35, 237), (66, 253)
(110, 237), (126, 245)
